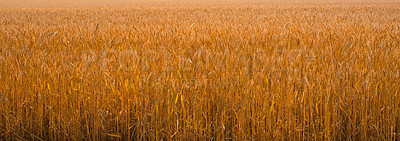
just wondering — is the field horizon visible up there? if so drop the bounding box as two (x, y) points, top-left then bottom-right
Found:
(1, 0), (400, 8)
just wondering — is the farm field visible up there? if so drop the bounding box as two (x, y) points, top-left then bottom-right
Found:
(1, 3), (400, 140)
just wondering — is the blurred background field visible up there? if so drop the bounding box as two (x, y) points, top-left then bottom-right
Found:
(1, 0), (399, 8)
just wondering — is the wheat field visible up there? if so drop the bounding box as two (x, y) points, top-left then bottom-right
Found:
(0, 3), (400, 140)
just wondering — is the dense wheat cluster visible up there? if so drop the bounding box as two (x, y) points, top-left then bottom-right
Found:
(1, 4), (400, 140)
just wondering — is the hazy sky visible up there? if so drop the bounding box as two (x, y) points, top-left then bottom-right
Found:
(0, 0), (398, 8)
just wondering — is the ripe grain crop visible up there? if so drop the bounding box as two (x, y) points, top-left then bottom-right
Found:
(0, 4), (400, 140)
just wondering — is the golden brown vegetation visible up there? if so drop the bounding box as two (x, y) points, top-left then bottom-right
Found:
(1, 4), (400, 140)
